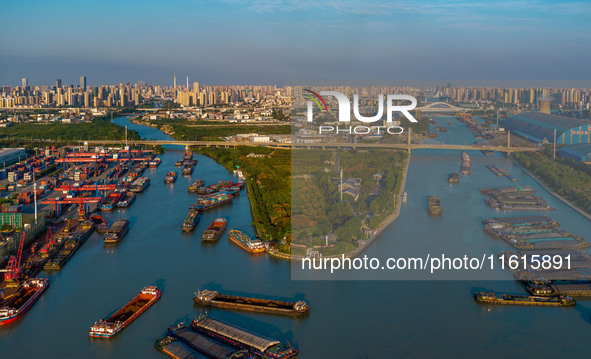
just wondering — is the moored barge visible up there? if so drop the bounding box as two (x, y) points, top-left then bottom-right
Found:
(182, 210), (201, 232)
(164, 171), (178, 184)
(191, 316), (298, 359)
(116, 192), (136, 207)
(43, 238), (79, 270)
(130, 177), (150, 192)
(89, 286), (160, 338)
(228, 230), (265, 253)
(201, 218), (227, 241)
(149, 158), (161, 168)
(190, 192), (234, 211)
(0, 278), (49, 325)
(448, 173), (460, 184)
(90, 215), (110, 233)
(474, 291), (575, 306)
(165, 323), (256, 359)
(188, 179), (205, 193)
(427, 196), (442, 215)
(104, 219), (130, 243)
(98, 191), (124, 211)
(193, 289), (309, 316)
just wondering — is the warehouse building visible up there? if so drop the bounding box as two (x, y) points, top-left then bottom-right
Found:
(503, 112), (591, 144)
(0, 148), (26, 165)
(558, 143), (591, 162)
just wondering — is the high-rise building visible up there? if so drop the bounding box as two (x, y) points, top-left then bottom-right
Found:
(80, 76), (87, 90)
(21, 78), (28, 88)
(539, 99), (551, 114)
(56, 79), (62, 89)
(193, 81), (200, 92)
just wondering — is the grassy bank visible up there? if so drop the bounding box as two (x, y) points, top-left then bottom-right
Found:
(0, 116), (140, 141)
(513, 146), (591, 214)
(196, 146), (291, 251)
(146, 119), (290, 141)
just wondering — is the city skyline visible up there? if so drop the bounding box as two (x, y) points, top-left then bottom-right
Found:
(1, 0), (590, 85)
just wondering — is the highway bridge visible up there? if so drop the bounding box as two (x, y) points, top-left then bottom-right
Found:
(80, 139), (538, 153)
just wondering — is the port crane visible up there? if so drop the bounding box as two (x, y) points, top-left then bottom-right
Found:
(2, 232), (25, 283)
(41, 197), (102, 217)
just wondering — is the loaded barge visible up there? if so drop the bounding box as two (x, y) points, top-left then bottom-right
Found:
(190, 192), (234, 211)
(130, 177), (150, 193)
(164, 323), (256, 359)
(89, 286), (160, 338)
(0, 278), (49, 325)
(191, 316), (298, 359)
(427, 196), (442, 215)
(474, 291), (575, 307)
(460, 151), (471, 175)
(201, 218), (227, 241)
(164, 171), (178, 184)
(228, 230), (265, 253)
(193, 289), (309, 316)
(182, 210), (201, 232)
(188, 179), (205, 193)
(104, 219), (130, 243)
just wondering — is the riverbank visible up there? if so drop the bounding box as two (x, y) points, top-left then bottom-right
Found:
(268, 152), (411, 260)
(510, 157), (591, 222)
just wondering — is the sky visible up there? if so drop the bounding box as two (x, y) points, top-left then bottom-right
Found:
(1, 0), (590, 86)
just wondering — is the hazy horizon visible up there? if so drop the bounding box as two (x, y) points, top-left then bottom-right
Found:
(2, 0), (590, 86)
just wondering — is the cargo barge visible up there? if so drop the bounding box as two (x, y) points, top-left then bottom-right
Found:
(182, 210), (201, 232)
(527, 281), (591, 297)
(149, 158), (161, 168)
(164, 171), (178, 184)
(460, 151), (471, 175)
(0, 278), (49, 325)
(182, 166), (193, 175)
(228, 230), (265, 253)
(427, 196), (442, 215)
(197, 180), (238, 195)
(191, 316), (298, 359)
(480, 185), (535, 196)
(104, 219), (130, 243)
(116, 192), (136, 207)
(165, 323), (256, 359)
(43, 238), (79, 270)
(486, 164), (504, 177)
(190, 192), (234, 211)
(474, 291), (575, 306)
(188, 179), (205, 193)
(174, 160), (183, 167)
(130, 177), (150, 192)
(90, 215), (110, 233)
(184, 151), (193, 160)
(89, 285), (160, 338)
(201, 218), (227, 241)
(155, 335), (203, 359)
(98, 191), (124, 211)
(193, 289), (309, 316)
(448, 173), (459, 184)
(482, 216), (589, 250)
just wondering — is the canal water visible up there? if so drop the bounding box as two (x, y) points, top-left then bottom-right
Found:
(1, 116), (591, 358)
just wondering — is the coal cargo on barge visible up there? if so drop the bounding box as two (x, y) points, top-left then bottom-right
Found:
(89, 286), (160, 338)
(193, 289), (309, 316)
